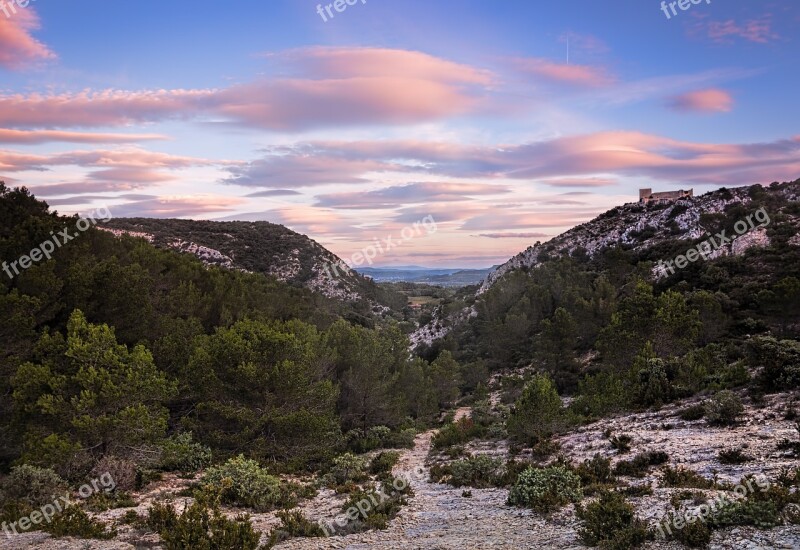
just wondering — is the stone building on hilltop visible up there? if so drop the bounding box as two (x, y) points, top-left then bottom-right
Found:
(639, 188), (693, 205)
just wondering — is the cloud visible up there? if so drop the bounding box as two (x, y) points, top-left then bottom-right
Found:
(108, 196), (245, 218)
(668, 89), (734, 113)
(228, 132), (800, 187)
(315, 182), (509, 209)
(0, 47), (493, 131)
(0, 89), (215, 129)
(245, 189), (302, 197)
(0, 129), (167, 144)
(2, 147), (234, 195)
(477, 232), (551, 239)
(705, 17), (780, 44)
(511, 57), (613, 87)
(540, 177), (618, 188)
(0, 7), (55, 69)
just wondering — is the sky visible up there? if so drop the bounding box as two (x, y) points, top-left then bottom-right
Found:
(0, 0), (798, 268)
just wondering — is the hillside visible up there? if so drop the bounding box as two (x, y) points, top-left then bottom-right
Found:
(99, 218), (407, 314)
(412, 180), (800, 349)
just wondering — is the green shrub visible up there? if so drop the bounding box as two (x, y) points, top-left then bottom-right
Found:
(614, 451), (669, 478)
(369, 451), (400, 476)
(673, 519), (712, 548)
(329, 452), (368, 485)
(660, 466), (715, 489)
(92, 456), (137, 492)
(576, 455), (614, 486)
(84, 491), (136, 512)
(678, 404), (706, 421)
(431, 417), (483, 449)
(0, 465), (68, 508)
(709, 499), (782, 529)
(149, 496), (261, 550)
(265, 510), (325, 548)
(576, 490), (648, 550)
(609, 434), (632, 454)
(705, 391), (744, 426)
(448, 454), (505, 488)
(43, 506), (116, 539)
(159, 432), (213, 472)
(718, 448), (751, 464)
(507, 374), (569, 444)
(201, 455), (292, 511)
(507, 465), (582, 513)
(338, 478), (412, 533)
(347, 426), (416, 453)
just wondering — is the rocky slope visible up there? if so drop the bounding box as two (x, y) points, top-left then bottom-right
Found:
(411, 180), (800, 348)
(99, 218), (393, 306)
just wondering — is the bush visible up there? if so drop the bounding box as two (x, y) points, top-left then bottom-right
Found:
(609, 434), (632, 454)
(338, 478), (412, 533)
(431, 417), (483, 449)
(576, 455), (614, 486)
(92, 456), (137, 492)
(0, 464), (68, 508)
(749, 336), (800, 391)
(84, 491), (136, 512)
(507, 465), (582, 513)
(614, 451), (669, 478)
(673, 519), (712, 548)
(43, 506), (116, 539)
(507, 374), (569, 445)
(678, 404), (706, 421)
(265, 510), (325, 548)
(718, 448), (752, 464)
(148, 496), (260, 550)
(201, 455), (295, 511)
(448, 455), (505, 488)
(660, 466), (715, 489)
(347, 426), (416, 453)
(576, 490), (648, 550)
(159, 432), (213, 472)
(369, 451), (400, 476)
(705, 391), (744, 426)
(329, 452), (368, 485)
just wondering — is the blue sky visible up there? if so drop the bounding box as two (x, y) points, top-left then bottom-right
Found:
(1, 0), (798, 267)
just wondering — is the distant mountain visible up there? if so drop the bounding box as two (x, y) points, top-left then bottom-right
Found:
(356, 266), (494, 287)
(99, 218), (406, 312)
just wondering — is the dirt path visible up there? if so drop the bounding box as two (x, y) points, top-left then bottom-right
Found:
(275, 407), (581, 550)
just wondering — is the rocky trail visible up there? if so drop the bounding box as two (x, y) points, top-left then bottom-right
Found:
(5, 396), (800, 549)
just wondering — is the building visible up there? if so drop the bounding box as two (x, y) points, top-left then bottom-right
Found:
(639, 188), (693, 205)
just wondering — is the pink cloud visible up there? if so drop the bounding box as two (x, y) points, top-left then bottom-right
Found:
(478, 232), (551, 239)
(0, 7), (55, 69)
(668, 89), (734, 113)
(540, 177), (618, 188)
(706, 17), (780, 44)
(511, 57), (613, 87)
(0, 129), (167, 144)
(0, 47), (492, 130)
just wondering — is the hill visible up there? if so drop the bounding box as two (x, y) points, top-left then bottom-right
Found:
(99, 217), (407, 314)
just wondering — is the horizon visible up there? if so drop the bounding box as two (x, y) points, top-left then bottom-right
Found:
(1, 1), (799, 268)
